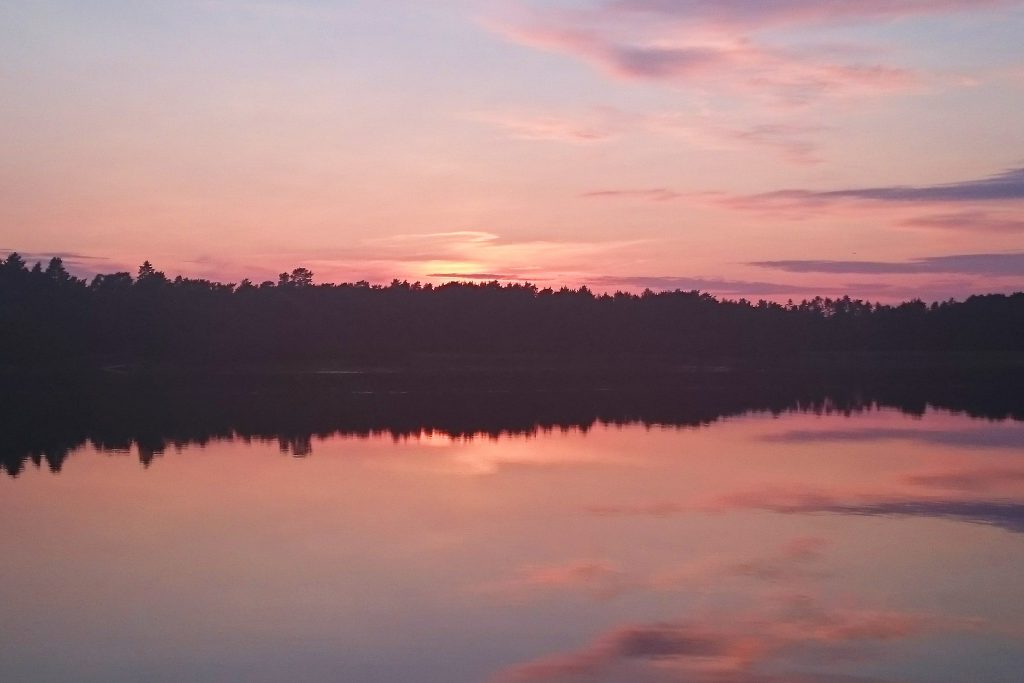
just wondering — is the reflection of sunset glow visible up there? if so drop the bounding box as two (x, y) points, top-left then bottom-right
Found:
(3, 408), (1023, 681)
(413, 431), (458, 448)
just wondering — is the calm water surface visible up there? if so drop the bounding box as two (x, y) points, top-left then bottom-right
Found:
(3, 401), (1024, 683)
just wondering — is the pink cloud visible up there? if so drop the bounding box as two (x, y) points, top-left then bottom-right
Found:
(606, 0), (1017, 29)
(494, 22), (917, 104)
(644, 116), (826, 163)
(582, 188), (683, 201)
(476, 105), (826, 163)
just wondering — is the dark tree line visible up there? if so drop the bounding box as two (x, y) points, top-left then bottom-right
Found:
(1, 252), (1023, 365)
(4, 367), (1022, 476)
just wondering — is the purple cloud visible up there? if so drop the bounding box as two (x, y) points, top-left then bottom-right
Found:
(900, 211), (1024, 232)
(582, 275), (851, 296)
(730, 167), (1024, 212)
(817, 166), (1024, 203)
(750, 252), (1024, 276)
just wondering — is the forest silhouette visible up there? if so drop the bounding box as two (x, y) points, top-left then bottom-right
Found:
(3, 367), (1022, 477)
(1, 253), (1023, 365)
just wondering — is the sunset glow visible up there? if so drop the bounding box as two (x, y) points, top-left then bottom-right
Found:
(3, 1), (1023, 299)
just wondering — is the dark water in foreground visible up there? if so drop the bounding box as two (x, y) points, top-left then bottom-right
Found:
(2, 372), (1023, 683)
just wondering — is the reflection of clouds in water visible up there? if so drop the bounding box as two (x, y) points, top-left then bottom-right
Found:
(904, 468), (1024, 491)
(593, 491), (1024, 532)
(475, 537), (835, 610)
(6, 409), (1024, 683)
(713, 489), (1024, 534)
(587, 416), (1024, 535)
(649, 536), (834, 590)
(724, 536), (831, 583)
(473, 560), (632, 601)
(802, 500), (1024, 534)
(441, 439), (629, 476)
(761, 427), (1024, 449)
(490, 591), (984, 683)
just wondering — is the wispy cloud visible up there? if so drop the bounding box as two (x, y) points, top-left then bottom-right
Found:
(365, 231), (501, 246)
(482, 0), (1003, 108)
(588, 168), (1024, 232)
(582, 188), (683, 201)
(793, 166), (1024, 204)
(427, 271), (546, 281)
(474, 560), (631, 601)
(899, 211), (1024, 232)
(468, 109), (629, 143)
(2, 249), (108, 261)
(750, 252), (1024, 276)
(646, 116), (827, 163)
(727, 122), (824, 164)
(474, 107), (826, 163)
(605, 0), (1016, 29)
(581, 274), (851, 296)
(492, 20), (917, 106)
(1, 249), (116, 280)
(723, 167), (1024, 215)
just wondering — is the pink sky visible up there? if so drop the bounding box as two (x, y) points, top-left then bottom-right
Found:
(1, 0), (1023, 300)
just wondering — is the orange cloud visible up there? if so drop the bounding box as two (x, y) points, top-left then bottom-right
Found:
(474, 560), (631, 601)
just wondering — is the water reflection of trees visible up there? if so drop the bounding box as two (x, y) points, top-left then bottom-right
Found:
(4, 368), (1022, 477)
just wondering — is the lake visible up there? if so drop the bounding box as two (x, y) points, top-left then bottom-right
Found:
(2, 372), (1023, 682)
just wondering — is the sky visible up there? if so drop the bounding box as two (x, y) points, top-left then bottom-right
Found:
(1, 0), (1023, 300)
